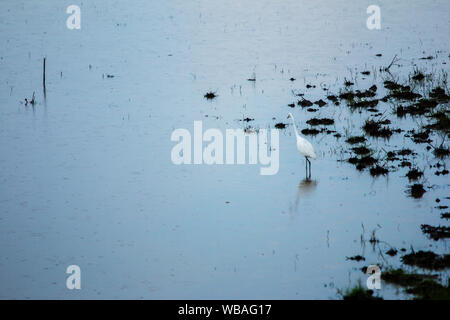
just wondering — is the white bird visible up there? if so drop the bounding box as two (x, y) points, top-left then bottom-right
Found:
(287, 112), (317, 178)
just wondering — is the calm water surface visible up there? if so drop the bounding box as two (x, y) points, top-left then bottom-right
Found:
(0, 0), (449, 299)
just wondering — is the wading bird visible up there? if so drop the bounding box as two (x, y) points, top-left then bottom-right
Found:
(287, 112), (317, 178)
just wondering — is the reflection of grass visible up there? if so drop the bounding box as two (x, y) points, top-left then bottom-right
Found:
(338, 280), (383, 300)
(383, 268), (450, 300)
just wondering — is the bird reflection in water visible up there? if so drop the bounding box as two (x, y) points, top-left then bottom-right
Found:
(291, 178), (318, 214)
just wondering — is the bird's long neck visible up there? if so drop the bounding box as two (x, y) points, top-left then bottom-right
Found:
(290, 115), (300, 138)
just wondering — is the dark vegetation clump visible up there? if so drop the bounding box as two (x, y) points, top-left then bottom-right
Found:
(408, 183), (426, 198)
(298, 99), (313, 107)
(387, 151), (400, 161)
(382, 268), (437, 287)
(314, 99), (327, 107)
(352, 146), (371, 155)
(274, 123), (287, 129)
(396, 98), (440, 116)
(429, 87), (450, 102)
(421, 225), (450, 241)
(411, 130), (431, 143)
(346, 136), (366, 144)
(435, 169), (449, 176)
(355, 87), (377, 98)
(382, 268), (450, 300)
(204, 91), (217, 100)
(406, 168), (423, 181)
(401, 250), (450, 270)
(412, 71), (425, 81)
(327, 95), (338, 102)
(362, 119), (394, 138)
(425, 111), (450, 131)
(349, 99), (379, 109)
(342, 286), (382, 300)
(383, 80), (422, 101)
(441, 213), (450, 219)
(370, 165), (388, 176)
(397, 148), (413, 156)
(400, 161), (412, 167)
(433, 146), (450, 159)
(383, 80), (405, 91)
(407, 279), (450, 300)
(306, 118), (335, 126)
(339, 91), (355, 101)
(301, 128), (320, 135)
(348, 156), (377, 170)
(416, 98), (438, 110)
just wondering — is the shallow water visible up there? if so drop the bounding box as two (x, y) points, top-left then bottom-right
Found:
(0, 0), (449, 299)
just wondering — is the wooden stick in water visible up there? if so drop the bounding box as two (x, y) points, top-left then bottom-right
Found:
(43, 57), (46, 89)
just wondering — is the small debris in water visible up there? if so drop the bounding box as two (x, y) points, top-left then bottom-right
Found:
(344, 79), (354, 87)
(385, 249), (398, 256)
(435, 169), (449, 176)
(204, 92), (217, 100)
(346, 255), (365, 261)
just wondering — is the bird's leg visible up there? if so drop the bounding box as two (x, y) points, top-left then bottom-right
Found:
(305, 157), (311, 180)
(305, 157), (308, 179)
(309, 159), (311, 178)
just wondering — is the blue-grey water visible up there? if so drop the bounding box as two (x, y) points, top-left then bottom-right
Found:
(0, 0), (449, 299)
